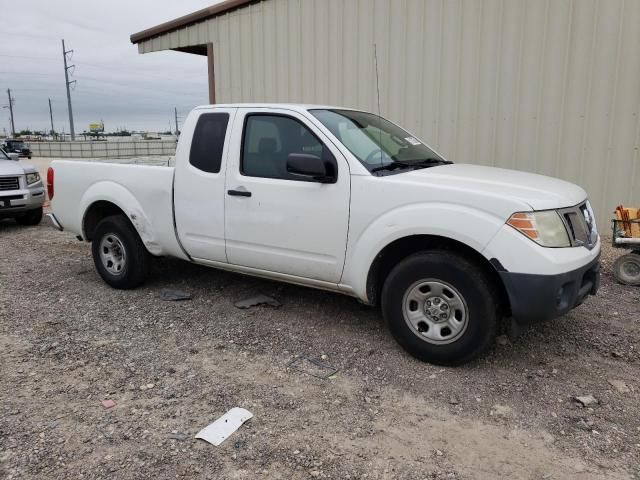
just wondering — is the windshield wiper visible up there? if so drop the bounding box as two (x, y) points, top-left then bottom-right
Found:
(370, 158), (451, 173)
(370, 161), (414, 173)
(405, 158), (452, 166)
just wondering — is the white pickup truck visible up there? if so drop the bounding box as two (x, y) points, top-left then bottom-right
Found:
(49, 104), (600, 365)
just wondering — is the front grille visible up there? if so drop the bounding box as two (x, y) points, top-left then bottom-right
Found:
(559, 202), (598, 249)
(0, 176), (20, 191)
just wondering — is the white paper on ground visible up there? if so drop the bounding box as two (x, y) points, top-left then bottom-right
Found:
(195, 407), (253, 446)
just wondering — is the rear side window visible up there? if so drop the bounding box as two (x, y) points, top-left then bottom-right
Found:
(189, 113), (230, 173)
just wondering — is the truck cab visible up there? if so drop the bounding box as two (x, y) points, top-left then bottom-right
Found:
(48, 104), (601, 365)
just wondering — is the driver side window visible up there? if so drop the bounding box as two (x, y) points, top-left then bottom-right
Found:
(241, 114), (334, 181)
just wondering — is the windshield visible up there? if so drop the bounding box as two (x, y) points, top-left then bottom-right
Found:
(0, 148), (10, 160)
(310, 109), (445, 171)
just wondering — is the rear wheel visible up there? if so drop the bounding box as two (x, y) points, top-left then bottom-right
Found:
(92, 215), (150, 289)
(16, 207), (43, 226)
(381, 251), (498, 365)
(613, 253), (640, 286)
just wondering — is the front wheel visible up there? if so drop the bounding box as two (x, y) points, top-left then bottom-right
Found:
(381, 251), (498, 366)
(16, 207), (43, 225)
(92, 215), (150, 289)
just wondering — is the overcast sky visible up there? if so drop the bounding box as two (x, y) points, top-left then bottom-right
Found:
(0, 0), (223, 133)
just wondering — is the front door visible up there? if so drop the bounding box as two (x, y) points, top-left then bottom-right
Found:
(224, 108), (350, 283)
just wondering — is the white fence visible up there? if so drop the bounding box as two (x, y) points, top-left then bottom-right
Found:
(29, 140), (177, 158)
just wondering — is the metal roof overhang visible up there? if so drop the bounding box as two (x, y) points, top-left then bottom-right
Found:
(130, 0), (261, 54)
(130, 0), (262, 50)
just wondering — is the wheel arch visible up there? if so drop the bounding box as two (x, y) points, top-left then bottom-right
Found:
(82, 200), (128, 241)
(365, 234), (511, 316)
(78, 181), (164, 256)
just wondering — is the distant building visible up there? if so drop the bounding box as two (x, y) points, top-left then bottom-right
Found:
(131, 0), (640, 224)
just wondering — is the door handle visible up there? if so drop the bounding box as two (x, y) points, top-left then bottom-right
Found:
(228, 189), (252, 198)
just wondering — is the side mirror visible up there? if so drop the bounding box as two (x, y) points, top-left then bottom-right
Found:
(286, 153), (336, 183)
(8, 152), (19, 161)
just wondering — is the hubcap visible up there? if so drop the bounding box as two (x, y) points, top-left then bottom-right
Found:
(99, 233), (126, 276)
(402, 280), (468, 345)
(622, 260), (640, 278)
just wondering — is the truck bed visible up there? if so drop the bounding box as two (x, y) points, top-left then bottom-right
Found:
(51, 160), (186, 259)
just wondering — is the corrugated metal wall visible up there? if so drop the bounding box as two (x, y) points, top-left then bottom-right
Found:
(138, 0), (640, 226)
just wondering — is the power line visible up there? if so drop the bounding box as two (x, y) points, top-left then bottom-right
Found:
(0, 54), (206, 84)
(0, 71), (59, 77)
(0, 54), (58, 61)
(0, 31), (59, 41)
(2, 73), (205, 99)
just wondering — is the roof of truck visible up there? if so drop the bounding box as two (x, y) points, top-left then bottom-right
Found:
(193, 103), (360, 112)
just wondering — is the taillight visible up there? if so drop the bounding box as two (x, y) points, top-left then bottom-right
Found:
(47, 167), (54, 200)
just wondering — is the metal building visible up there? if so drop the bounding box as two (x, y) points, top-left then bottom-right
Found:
(131, 0), (640, 225)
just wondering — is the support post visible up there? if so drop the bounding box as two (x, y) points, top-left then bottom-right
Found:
(62, 39), (76, 140)
(6, 89), (15, 137)
(48, 98), (55, 136)
(207, 43), (216, 104)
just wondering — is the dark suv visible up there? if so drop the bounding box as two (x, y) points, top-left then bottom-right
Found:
(2, 139), (32, 159)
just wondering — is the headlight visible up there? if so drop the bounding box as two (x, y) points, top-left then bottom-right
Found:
(25, 172), (40, 185)
(584, 200), (598, 236)
(507, 210), (570, 247)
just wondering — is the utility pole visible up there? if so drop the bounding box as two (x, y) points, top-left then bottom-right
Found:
(6, 89), (15, 137)
(62, 39), (76, 140)
(174, 107), (179, 136)
(48, 98), (55, 136)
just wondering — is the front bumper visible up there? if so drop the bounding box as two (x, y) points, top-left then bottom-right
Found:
(0, 182), (46, 216)
(500, 254), (600, 325)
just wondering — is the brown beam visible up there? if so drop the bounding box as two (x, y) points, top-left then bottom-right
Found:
(207, 43), (216, 104)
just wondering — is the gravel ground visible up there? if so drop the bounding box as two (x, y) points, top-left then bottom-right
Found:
(1, 215), (639, 480)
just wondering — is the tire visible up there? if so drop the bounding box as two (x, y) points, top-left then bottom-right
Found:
(381, 250), (498, 366)
(16, 207), (43, 226)
(613, 253), (640, 286)
(91, 215), (150, 289)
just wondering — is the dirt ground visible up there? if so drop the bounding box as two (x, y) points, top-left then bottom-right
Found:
(1, 212), (639, 479)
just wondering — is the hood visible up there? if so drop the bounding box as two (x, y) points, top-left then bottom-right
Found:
(0, 159), (27, 176)
(406, 164), (587, 211)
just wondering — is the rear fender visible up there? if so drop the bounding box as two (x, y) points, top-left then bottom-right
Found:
(79, 181), (162, 255)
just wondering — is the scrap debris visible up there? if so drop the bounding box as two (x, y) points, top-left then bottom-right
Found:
(574, 395), (599, 407)
(159, 289), (192, 301)
(288, 356), (338, 379)
(101, 399), (116, 409)
(234, 294), (281, 309)
(195, 408), (253, 446)
(168, 431), (188, 441)
(608, 380), (631, 394)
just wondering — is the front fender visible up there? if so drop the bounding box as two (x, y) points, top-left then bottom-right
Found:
(79, 181), (162, 255)
(342, 202), (506, 300)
